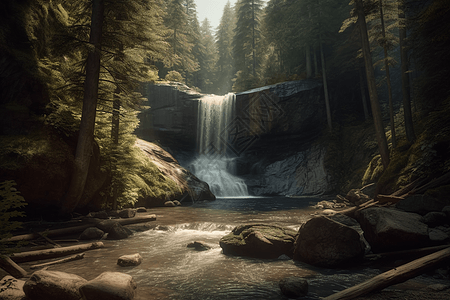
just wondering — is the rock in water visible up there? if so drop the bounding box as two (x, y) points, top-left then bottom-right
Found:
(118, 209), (136, 218)
(117, 254), (142, 267)
(293, 216), (365, 268)
(0, 275), (26, 300)
(96, 220), (132, 240)
(356, 207), (429, 252)
(23, 270), (87, 300)
(219, 224), (297, 259)
(187, 241), (213, 251)
(79, 227), (105, 240)
(79, 272), (136, 300)
(279, 277), (308, 298)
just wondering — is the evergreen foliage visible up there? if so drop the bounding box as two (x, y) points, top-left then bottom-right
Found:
(215, 1), (235, 94)
(0, 180), (26, 256)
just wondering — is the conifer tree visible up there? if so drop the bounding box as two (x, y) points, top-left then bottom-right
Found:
(215, 1), (235, 94)
(198, 18), (218, 93)
(233, 0), (264, 92)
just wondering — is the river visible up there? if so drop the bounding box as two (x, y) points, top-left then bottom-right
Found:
(42, 196), (440, 299)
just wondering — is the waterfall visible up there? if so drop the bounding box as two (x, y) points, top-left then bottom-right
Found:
(190, 94), (248, 197)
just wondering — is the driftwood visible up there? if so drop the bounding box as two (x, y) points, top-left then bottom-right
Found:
(365, 244), (450, 260)
(324, 246), (450, 300)
(30, 253), (85, 270)
(10, 242), (104, 263)
(3, 214), (157, 243)
(36, 232), (61, 248)
(391, 178), (424, 197)
(0, 256), (27, 278)
(410, 171), (450, 195)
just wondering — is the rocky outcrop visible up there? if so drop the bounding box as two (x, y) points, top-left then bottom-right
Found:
(293, 216), (365, 268)
(23, 270), (87, 300)
(356, 207), (430, 252)
(79, 272), (137, 300)
(135, 139), (215, 206)
(219, 224), (297, 259)
(0, 275), (26, 300)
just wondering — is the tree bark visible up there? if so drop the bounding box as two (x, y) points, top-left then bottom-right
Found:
(306, 45), (312, 78)
(355, 0), (390, 168)
(324, 246), (450, 300)
(359, 66), (369, 120)
(320, 40), (332, 131)
(399, 0), (416, 142)
(379, 0), (396, 148)
(60, 0), (105, 216)
(10, 242), (104, 263)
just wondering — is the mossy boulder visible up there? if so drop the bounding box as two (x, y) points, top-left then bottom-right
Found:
(219, 224), (297, 259)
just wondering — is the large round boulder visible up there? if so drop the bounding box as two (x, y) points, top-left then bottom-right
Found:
(79, 272), (136, 300)
(219, 224), (297, 259)
(356, 207), (429, 252)
(293, 216), (365, 268)
(279, 277), (308, 298)
(23, 270), (87, 300)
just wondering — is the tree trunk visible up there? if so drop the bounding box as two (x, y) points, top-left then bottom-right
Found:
(313, 46), (319, 77)
(30, 253), (85, 270)
(355, 0), (390, 168)
(359, 66), (369, 120)
(10, 242), (105, 263)
(380, 0), (396, 148)
(306, 45), (312, 78)
(0, 256), (27, 278)
(251, 0), (256, 78)
(320, 40), (332, 131)
(324, 246), (450, 300)
(60, 0), (105, 216)
(399, 0), (416, 142)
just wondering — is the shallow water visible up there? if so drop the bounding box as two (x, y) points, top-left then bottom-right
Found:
(21, 197), (443, 299)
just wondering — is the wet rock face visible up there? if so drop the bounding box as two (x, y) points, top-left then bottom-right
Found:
(293, 216), (365, 268)
(219, 224), (297, 259)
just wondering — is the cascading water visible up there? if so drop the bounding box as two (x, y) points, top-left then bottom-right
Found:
(189, 93), (248, 197)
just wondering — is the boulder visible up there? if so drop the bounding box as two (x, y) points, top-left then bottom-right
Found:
(421, 212), (448, 227)
(219, 224), (297, 259)
(187, 241), (213, 251)
(79, 227), (105, 240)
(164, 201), (176, 207)
(293, 216), (365, 268)
(79, 272), (136, 300)
(96, 220), (132, 240)
(118, 209), (136, 219)
(396, 194), (446, 215)
(279, 277), (308, 298)
(136, 207), (147, 212)
(173, 200), (181, 206)
(429, 228), (450, 243)
(87, 211), (109, 219)
(357, 207), (430, 252)
(0, 275), (26, 300)
(23, 270), (87, 300)
(328, 213), (359, 227)
(117, 254), (142, 267)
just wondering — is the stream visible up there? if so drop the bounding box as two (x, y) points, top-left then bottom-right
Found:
(31, 196), (442, 299)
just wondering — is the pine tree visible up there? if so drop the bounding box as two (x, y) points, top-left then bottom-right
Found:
(215, 1), (235, 94)
(233, 0), (264, 92)
(198, 18), (218, 93)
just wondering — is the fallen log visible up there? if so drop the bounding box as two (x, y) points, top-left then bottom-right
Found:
(36, 231), (61, 248)
(10, 242), (104, 263)
(410, 171), (450, 195)
(376, 194), (404, 205)
(324, 246), (450, 300)
(2, 214), (157, 243)
(30, 253), (85, 270)
(0, 256), (27, 278)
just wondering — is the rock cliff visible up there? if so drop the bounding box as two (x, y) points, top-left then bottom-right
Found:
(138, 80), (336, 196)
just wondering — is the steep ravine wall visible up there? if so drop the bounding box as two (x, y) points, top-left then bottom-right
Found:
(138, 80), (337, 196)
